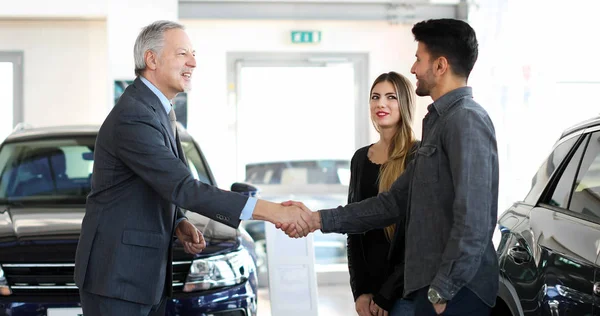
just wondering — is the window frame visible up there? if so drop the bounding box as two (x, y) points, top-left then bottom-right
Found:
(524, 130), (586, 206)
(539, 127), (600, 225)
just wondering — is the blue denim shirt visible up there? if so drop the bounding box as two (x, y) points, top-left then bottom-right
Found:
(320, 87), (499, 307)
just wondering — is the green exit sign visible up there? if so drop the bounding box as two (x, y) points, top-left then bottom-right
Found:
(291, 31), (321, 44)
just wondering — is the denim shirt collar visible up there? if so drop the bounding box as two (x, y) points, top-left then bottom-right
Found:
(427, 86), (473, 116)
(140, 76), (172, 115)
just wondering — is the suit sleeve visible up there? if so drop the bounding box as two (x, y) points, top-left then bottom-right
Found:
(346, 151), (373, 300)
(114, 107), (247, 229)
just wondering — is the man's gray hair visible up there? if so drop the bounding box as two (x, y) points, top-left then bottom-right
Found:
(134, 20), (185, 77)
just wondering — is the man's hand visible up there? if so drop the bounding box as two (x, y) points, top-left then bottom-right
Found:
(433, 303), (446, 315)
(175, 219), (206, 255)
(271, 204), (313, 238)
(250, 200), (313, 237)
(369, 300), (388, 316)
(276, 200), (321, 237)
(355, 294), (373, 316)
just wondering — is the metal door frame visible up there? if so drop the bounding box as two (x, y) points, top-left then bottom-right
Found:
(226, 52), (369, 179)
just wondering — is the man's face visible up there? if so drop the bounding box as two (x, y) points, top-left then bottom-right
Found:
(154, 28), (196, 99)
(410, 42), (436, 97)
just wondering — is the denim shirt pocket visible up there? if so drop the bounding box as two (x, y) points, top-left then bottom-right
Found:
(415, 144), (439, 183)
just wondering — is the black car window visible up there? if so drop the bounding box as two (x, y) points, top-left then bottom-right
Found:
(0, 137), (96, 200)
(0, 137), (212, 201)
(547, 135), (588, 209)
(568, 132), (600, 221)
(525, 135), (580, 205)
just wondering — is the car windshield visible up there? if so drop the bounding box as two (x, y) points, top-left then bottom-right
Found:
(0, 136), (210, 204)
(245, 160), (350, 185)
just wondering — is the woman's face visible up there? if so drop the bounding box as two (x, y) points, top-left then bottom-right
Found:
(370, 80), (401, 130)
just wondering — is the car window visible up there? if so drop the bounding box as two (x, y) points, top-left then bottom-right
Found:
(181, 141), (212, 185)
(568, 132), (600, 221)
(525, 135), (580, 205)
(0, 137), (212, 201)
(547, 135), (588, 208)
(0, 137), (95, 200)
(245, 160), (350, 185)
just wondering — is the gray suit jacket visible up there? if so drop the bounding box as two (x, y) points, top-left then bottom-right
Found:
(74, 77), (248, 305)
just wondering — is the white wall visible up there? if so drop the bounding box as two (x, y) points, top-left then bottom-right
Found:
(107, 0), (178, 80)
(0, 0), (107, 18)
(0, 20), (109, 127)
(469, 0), (600, 212)
(181, 19), (428, 187)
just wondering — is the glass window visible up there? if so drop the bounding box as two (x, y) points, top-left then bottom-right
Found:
(245, 160), (350, 185)
(568, 132), (600, 220)
(0, 137), (211, 202)
(525, 135), (580, 205)
(0, 137), (95, 201)
(547, 135), (588, 208)
(0, 62), (13, 142)
(182, 141), (211, 185)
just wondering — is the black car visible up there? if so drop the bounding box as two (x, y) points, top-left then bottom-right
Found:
(494, 116), (600, 315)
(0, 125), (260, 316)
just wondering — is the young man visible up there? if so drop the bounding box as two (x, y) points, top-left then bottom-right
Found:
(283, 19), (498, 316)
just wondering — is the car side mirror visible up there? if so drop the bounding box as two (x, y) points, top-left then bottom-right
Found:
(231, 182), (259, 198)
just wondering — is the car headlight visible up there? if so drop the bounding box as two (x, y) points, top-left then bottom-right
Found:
(0, 266), (12, 296)
(183, 248), (255, 292)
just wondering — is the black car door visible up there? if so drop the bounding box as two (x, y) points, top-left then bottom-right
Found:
(537, 130), (600, 315)
(502, 131), (599, 316)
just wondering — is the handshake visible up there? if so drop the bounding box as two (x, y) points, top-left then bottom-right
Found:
(273, 201), (322, 238)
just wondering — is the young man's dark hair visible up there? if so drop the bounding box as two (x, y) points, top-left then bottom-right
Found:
(411, 19), (478, 79)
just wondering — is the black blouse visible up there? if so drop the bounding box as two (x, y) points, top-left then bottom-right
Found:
(346, 141), (419, 311)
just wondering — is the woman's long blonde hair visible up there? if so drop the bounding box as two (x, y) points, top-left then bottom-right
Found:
(370, 72), (416, 241)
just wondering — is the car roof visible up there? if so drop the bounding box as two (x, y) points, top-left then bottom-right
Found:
(3, 124), (192, 143)
(561, 115), (600, 139)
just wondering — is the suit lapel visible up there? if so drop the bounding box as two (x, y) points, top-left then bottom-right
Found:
(175, 131), (188, 166)
(156, 109), (179, 158)
(131, 78), (178, 157)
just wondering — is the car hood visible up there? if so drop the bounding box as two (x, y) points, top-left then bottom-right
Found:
(0, 204), (240, 262)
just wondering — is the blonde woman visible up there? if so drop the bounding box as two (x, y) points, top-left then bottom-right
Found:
(347, 72), (419, 316)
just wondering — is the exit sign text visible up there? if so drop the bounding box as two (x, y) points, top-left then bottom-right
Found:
(291, 31), (321, 44)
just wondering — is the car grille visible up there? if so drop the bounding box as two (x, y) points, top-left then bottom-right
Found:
(1, 261), (192, 295)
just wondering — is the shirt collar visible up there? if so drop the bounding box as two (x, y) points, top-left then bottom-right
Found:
(427, 86), (473, 116)
(140, 76), (172, 114)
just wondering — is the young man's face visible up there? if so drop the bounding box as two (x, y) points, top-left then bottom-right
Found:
(410, 42), (436, 97)
(154, 28), (196, 99)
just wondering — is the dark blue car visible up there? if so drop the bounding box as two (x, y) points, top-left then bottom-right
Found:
(0, 125), (259, 316)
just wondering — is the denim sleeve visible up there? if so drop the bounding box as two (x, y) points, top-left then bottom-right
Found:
(430, 108), (498, 300)
(320, 161), (413, 234)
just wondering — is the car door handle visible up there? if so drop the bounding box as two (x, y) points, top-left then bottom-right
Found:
(508, 246), (531, 263)
(594, 283), (600, 296)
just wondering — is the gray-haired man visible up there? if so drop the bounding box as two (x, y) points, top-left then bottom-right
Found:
(75, 20), (311, 315)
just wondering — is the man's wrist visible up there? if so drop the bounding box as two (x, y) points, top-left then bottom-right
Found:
(251, 200), (276, 222)
(175, 218), (188, 229)
(311, 211), (322, 230)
